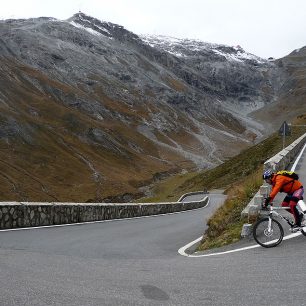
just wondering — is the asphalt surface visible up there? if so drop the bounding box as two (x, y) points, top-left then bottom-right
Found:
(1, 147), (306, 305)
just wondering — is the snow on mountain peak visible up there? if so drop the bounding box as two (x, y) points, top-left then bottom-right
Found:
(68, 12), (114, 39)
(67, 13), (267, 64)
(140, 34), (267, 64)
(140, 34), (219, 57)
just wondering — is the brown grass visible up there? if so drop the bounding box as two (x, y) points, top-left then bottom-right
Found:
(163, 76), (187, 92)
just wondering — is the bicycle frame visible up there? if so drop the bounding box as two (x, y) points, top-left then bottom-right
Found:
(266, 205), (304, 230)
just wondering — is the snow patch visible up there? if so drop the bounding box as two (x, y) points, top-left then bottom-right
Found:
(140, 34), (267, 64)
(213, 49), (266, 63)
(69, 18), (113, 39)
(70, 21), (101, 36)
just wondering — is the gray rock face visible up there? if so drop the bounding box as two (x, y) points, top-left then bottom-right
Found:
(0, 13), (294, 202)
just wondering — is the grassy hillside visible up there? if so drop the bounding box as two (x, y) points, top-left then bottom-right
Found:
(140, 115), (306, 249)
(0, 59), (197, 202)
(141, 121), (306, 202)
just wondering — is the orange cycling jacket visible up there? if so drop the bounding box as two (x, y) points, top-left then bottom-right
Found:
(269, 174), (303, 200)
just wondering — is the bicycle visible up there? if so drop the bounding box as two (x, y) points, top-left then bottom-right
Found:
(252, 202), (306, 248)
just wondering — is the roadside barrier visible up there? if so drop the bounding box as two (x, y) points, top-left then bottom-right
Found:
(241, 132), (306, 237)
(177, 191), (208, 202)
(0, 197), (208, 230)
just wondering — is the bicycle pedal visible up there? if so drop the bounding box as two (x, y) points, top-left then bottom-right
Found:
(291, 226), (302, 233)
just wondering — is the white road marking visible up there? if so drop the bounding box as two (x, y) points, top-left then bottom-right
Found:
(291, 143), (306, 171)
(178, 232), (302, 257)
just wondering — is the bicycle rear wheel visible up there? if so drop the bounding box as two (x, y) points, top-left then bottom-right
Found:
(253, 217), (284, 248)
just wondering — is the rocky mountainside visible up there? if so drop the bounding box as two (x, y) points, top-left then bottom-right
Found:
(251, 46), (306, 127)
(0, 13), (303, 202)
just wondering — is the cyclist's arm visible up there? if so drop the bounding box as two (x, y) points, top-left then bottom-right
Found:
(269, 180), (283, 200)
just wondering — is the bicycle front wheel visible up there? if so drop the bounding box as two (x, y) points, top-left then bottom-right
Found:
(253, 217), (284, 248)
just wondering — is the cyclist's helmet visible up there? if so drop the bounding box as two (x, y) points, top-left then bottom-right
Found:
(263, 169), (273, 180)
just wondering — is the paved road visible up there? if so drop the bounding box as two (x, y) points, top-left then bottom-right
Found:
(1, 147), (306, 305)
(0, 193), (227, 305)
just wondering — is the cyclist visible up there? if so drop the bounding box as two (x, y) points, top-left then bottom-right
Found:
(263, 169), (304, 228)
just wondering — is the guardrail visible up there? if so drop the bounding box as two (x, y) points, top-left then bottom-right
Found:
(177, 191), (208, 202)
(0, 197), (208, 230)
(241, 132), (306, 237)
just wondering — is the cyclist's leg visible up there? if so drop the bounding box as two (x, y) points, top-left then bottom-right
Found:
(290, 202), (302, 225)
(289, 188), (304, 226)
(281, 195), (291, 212)
(282, 195), (300, 224)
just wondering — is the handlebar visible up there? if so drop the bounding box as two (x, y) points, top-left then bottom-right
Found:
(261, 202), (274, 211)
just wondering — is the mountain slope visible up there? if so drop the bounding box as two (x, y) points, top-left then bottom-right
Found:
(251, 46), (306, 128)
(0, 13), (297, 202)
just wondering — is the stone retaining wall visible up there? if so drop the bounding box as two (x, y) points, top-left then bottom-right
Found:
(264, 133), (306, 172)
(0, 197), (208, 230)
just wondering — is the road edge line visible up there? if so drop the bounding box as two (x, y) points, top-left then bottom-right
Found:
(178, 232), (302, 257)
